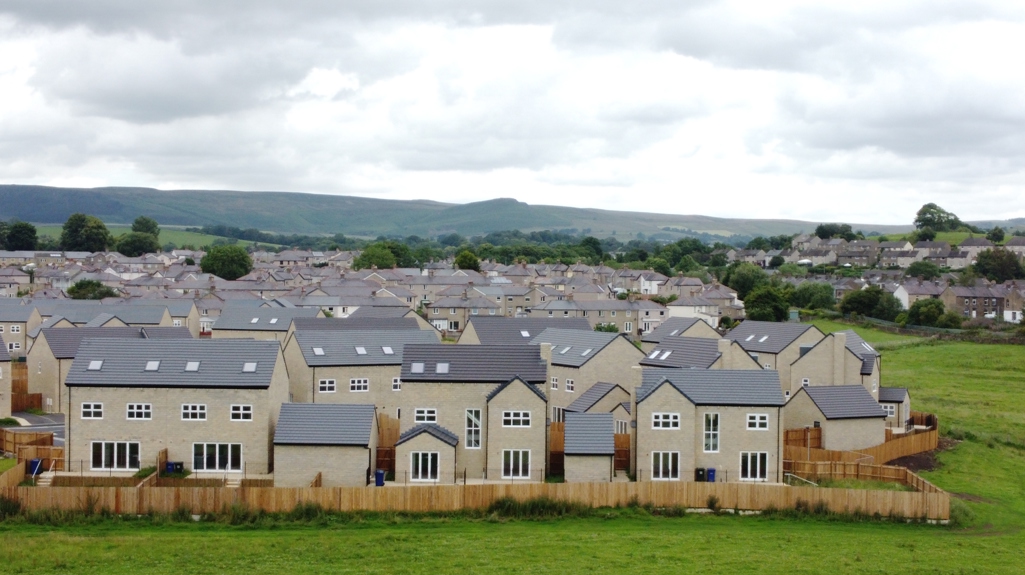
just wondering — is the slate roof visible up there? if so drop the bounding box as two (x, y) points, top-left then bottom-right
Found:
(837, 330), (879, 376)
(39, 327), (193, 359)
(46, 304), (170, 325)
(802, 386), (886, 419)
(274, 403), (376, 446)
(529, 328), (621, 368)
(0, 305), (37, 322)
(291, 317), (421, 331)
(347, 306), (416, 319)
(485, 377), (548, 404)
(0, 343), (9, 362)
(395, 423), (459, 447)
(564, 413), (615, 456)
(640, 337), (722, 369)
(293, 329), (439, 366)
(65, 339), (280, 389)
(640, 317), (706, 343)
(725, 321), (822, 354)
(213, 307), (321, 331)
(400, 345), (547, 383)
(566, 382), (621, 413)
(878, 387), (909, 403)
(464, 317), (591, 345)
(637, 368), (785, 407)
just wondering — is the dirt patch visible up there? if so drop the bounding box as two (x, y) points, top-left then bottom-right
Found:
(885, 437), (959, 472)
(952, 492), (998, 504)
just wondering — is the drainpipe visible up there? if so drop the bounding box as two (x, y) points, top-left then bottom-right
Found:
(777, 406), (782, 483)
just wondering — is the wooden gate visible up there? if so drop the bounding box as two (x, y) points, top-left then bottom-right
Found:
(784, 427), (822, 448)
(9, 362), (40, 413)
(375, 414), (400, 474)
(614, 433), (631, 471)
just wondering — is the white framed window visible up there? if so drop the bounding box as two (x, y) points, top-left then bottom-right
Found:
(193, 443), (242, 471)
(502, 449), (530, 479)
(231, 405), (253, 421)
(747, 413), (769, 430)
(764, 363), (771, 369)
(411, 451), (439, 481)
(740, 451), (768, 481)
(652, 412), (680, 429)
(319, 379), (336, 393)
(801, 378), (810, 387)
(502, 411), (531, 427)
(392, 377), (401, 391)
(565, 379), (575, 392)
(350, 378), (369, 392)
(127, 403), (152, 420)
(91, 441), (140, 470)
(615, 420), (628, 434)
(7, 342), (20, 351)
(82, 402), (103, 419)
(882, 404), (896, 417)
(465, 409), (481, 449)
(415, 408), (437, 423)
(449, 308), (456, 315)
(611, 311), (617, 317)
(552, 406), (565, 423)
(182, 404), (207, 420)
(651, 451), (679, 480)
(551, 377), (558, 391)
(624, 322), (633, 332)
(173, 319), (182, 327)
(433, 308), (439, 315)
(0, 325), (4, 332)
(703, 413), (720, 452)
(10, 325), (19, 333)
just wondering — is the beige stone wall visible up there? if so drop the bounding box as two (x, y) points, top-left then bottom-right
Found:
(310, 365), (403, 413)
(212, 329), (288, 342)
(485, 381), (548, 480)
(27, 334), (61, 412)
(456, 323), (482, 345)
(274, 444), (373, 487)
(545, 337), (644, 410)
(565, 454), (612, 483)
(394, 432), (457, 484)
(773, 328), (825, 387)
(788, 335), (879, 399)
(716, 341), (763, 370)
(0, 310), (40, 357)
(587, 386), (630, 414)
(784, 391), (883, 452)
(635, 384), (696, 482)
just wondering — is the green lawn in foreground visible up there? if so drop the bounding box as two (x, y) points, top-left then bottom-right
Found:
(805, 318), (922, 345)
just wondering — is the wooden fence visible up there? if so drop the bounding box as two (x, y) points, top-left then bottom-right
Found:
(614, 434), (631, 471)
(550, 422), (565, 451)
(784, 460), (944, 494)
(0, 480), (949, 520)
(16, 446), (64, 472)
(51, 475), (141, 488)
(784, 429), (939, 465)
(0, 429), (53, 455)
(0, 460), (26, 488)
(784, 427), (823, 448)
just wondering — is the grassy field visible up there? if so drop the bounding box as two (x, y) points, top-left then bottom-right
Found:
(884, 231), (1003, 247)
(33, 225), (276, 249)
(0, 458), (17, 474)
(1, 324), (1024, 573)
(805, 318), (922, 346)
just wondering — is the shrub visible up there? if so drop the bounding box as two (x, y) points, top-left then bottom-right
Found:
(706, 495), (721, 514)
(486, 496), (590, 519)
(0, 495), (21, 518)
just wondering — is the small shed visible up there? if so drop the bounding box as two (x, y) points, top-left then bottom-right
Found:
(878, 387), (911, 429)
(273, 403), (378, 487)
(564, 413), (614, 483)
(785, 386), (886, 451)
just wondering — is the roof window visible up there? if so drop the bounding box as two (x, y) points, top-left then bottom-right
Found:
(87, 360), (103, 371)
(581, 348), (593, 356)
(242, 362), (257, 373)
(660, 351), (672, 360)
(648, 350), (661, 359)
(382, 346), (394, 355)
(269, 318), (278, 324)
(145, 361), (160, 371)
(520, 330), (530, 338)
(436, 362), (450, 374)
(758, 336), (769, 343)
(559, 346), (571, 354)
(312, 347), (325, 356)
(185, 361), (200, 372)
(669, 330), (679, 336)
(411, 362), (425, 374)
(250, 318), (259, 324)
(355, 346), (367, 355)
(745, 335), (755, 341)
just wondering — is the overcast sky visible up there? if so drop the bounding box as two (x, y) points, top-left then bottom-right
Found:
(1, 1), (1024, 226)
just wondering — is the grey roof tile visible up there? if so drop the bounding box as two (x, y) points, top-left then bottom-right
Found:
(640, 337), (721, 369)
(638, 368), (785, 407)
(485, 377), (548, 404)
(400, 345), (547, 384)
(274, 403), (376, 446)
(213, 307), (321, 331)
(464, 317), (592, 345)
(878, 387), (909, 403)
(802, 386), (886, 419)
(39, 327), (193, 359)
(564, 413), (615, 455)
(291, 317), (421, 331)
(396, 423), (459, 447)
(725, 321), (823, 354)
(293, 329), (439, 366)
(566, 382), (619, 413)
(529, 328), (621, 367)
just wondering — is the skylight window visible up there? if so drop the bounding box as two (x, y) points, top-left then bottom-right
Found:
(411, 362), (425, 374)
(648, 350), (661, 359)
(581, 348), (593, 356)
(269, 318), (278, 324)
(660, 351), (672, 360)
(185, 361), (200, 372)
(250, 318), (259, 324)
(745, 335), (755, 341)
(355, 346), (367, 355)
(242, 362), (257, 373)
(87, 360), (103, 371)
(560, 346), (571, 354)
(145, 361), (160, 371)
(312, 347), (325, 356)
(758, 336), (769, 343)
(520, 330), (531, 338)
(436, 362), (450, 374)
(382, 346), (394, 355)
(669, 330), (680, 336)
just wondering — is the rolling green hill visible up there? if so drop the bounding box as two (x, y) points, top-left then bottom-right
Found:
(0, 184), (923, 239)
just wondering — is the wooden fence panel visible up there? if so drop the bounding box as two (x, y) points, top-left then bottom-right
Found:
(0, 460), (26, 487)
(784, 427), (823, 448)
(11, 363), (28, 394)
(549, 422), (565, 452)
(376, 447), (395, 475)
(16, 446), (64, 471)
(11, 394), (42, 413)
(614, 434), (631, 470)
(1, 430), (53, 454)
(378, 414), (400, 448)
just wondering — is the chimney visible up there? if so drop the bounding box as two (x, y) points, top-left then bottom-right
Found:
(539, 342), (553, 366)
(717, 339), (731, 366)
(832, 331), (847, 385)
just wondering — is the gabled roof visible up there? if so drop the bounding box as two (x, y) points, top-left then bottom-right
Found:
(637, 368), (785, 407)
(641, 317), (706, 344)
(529, 328), (622, 368)
(835, 330), (879, 375)
(274, 404), (376, 446)
(566, 382), (622, 413)
(38, 327), (193, 359)
(564, 413), (615, 456)
(346, 306), (417, 319)
(213, 307), (320, 331)
(463, 317), (592, 345)
(66, 339), (280, 389)
(400, 345), (546, 383)
(291, 317), (421, 331)
(878, 387), (909, 403)
(725, 321), (823, 354)
(395, 423), (459, 447)
(293, 329), (438, 366)
(640, 337), (722, 369)
(485, 376), (548, 404)
(801, 386), (886, 419)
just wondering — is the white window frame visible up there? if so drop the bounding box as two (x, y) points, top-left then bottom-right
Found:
(231, 405), (253, 421)
(349, 378), (369, 392)
(652, 412), (680, 429)
(319, 379), (336, 393)
(82, 402), (103, 419)
(181, 404), (207, 421)
(651, 451), (680, 481)
(502, 411), (531, 428)
(703, 413), (720, 453)
(193, 442), (242, 472)
(551, 377), (558, 391)
(502, 449), (530, 479)
(410, 451), (439, 482)
(173, 319), (182, 327)
(465, 409), (481, 449)
(740, 451), (768, 481)
(882, 404), (896, 417)
(551, 406), (565, 423)
(91, 441), (140, 470)
(10, 325), (19, 333)
(624, 321), (633, 332)
(7, 342), (20, 351)
(415, 408), (437, 423)
(126, 403), (152, 420)
(747, 413), (769, 430)
(565, 379), (575, 392)
(392, 377), (402, 391)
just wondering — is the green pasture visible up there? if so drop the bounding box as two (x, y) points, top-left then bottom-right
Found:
(33, 225), (276, 249)
(804, 318), (922, 345)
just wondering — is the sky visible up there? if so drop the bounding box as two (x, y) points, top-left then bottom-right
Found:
(1, 1), (1024, 226)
